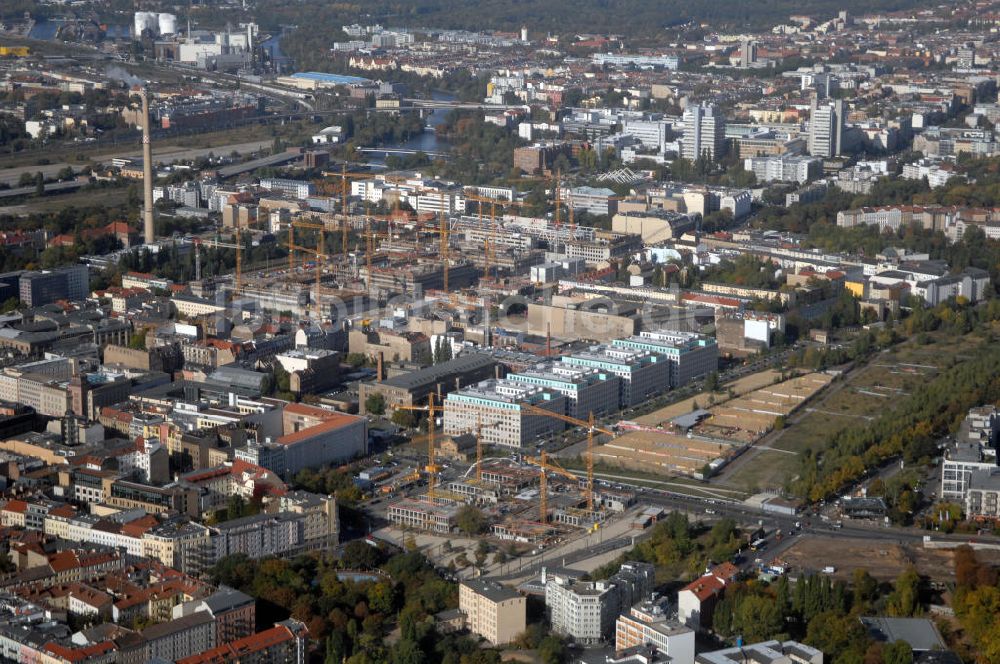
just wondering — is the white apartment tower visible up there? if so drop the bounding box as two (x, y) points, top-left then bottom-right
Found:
(682, 104), (726, 163)
(808, 98), (845, 158)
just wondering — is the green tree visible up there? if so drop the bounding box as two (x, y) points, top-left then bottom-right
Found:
(887, 566), (921, 617)
(456, 505), (487, 535)
(127, 330), (147, 350)
(346, 352), (368, 368)
(852, 568), (878, 609)
(538, 635), (566, 664)
(365, 393), (386, 415)
(704, 371), (720, 392)
(389, 639), (425, 664)
(805, 610), (869, 663)
(392, 409), (417, 429)
(883, 641), (913, 664)
(342, 540), (380, 569)
(325, 631), (346, 664)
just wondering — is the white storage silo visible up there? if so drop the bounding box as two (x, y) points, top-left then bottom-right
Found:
(157, 13), (177, 35)
(134, 12), (158, 37)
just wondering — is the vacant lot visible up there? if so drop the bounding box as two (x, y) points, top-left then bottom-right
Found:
(709, 372), (834, 443)
(634, 369), (782, 427)
(721, 331), (990, 492)
(779, 535), (965, 584)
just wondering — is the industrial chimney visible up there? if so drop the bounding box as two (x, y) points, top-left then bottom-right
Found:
(140, 87), (155, 245)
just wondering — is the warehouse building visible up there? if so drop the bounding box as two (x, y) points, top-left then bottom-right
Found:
(358, 354), (498, 414)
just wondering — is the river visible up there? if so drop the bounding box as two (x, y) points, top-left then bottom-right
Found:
(259, 34), (453, 159)
(370, 90), (455, 160)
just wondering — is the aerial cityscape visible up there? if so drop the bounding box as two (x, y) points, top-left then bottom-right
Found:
(0, 0), (999, 662)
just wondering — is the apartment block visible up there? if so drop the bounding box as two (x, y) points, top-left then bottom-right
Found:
(743, 155), (822, 184)
(259, 178), (315, 200)
(459, 579), (527, 646)
(237, 405), (367, 478)
(966, 469), (1000, 520)
(808, 99), (844, 158)
(545, 562), (654, 644)
(142, 611), (216, 662)
(697, 640), (823, 664)
(19, 265), (89, 307)
(942, 441), (998, 499)
(176, 619), (309, 664)
(616, 600), (696, 664)
(211, 512), (305, 561)
(682, 105), (726, 163)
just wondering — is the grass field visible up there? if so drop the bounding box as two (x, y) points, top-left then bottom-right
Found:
(720, 329), (990, 493)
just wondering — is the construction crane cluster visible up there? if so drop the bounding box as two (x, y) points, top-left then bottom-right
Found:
(211, 163), (592, 321)
(397, 394), (613, 526)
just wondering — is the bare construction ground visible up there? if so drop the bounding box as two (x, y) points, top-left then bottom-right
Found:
(778, 535), (974, 584)
(633, 369), (782, 427)
(720, 330), (990, 492)
(596, 372), (832, 477)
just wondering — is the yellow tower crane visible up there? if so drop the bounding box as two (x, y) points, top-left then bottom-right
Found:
(199, 235), (246, 292)
(321, 165), (379, 255)
(520, 406), (614, 513)
(524, 452), (585, 524)
(463, 193), (528, 282)
(394, 393), (446, 497)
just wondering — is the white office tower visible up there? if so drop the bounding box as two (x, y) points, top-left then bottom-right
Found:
(808, 98), (845, 158)
(682, 104), (726, 163)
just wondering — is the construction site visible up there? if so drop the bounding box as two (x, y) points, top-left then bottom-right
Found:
(384, 387), (640, 541)
(180, 165), (627, 325)
(589, 371), (834, 478)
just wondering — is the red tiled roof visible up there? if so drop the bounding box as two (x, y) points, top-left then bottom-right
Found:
(711, 562), (739, 583)
(680, 574), (725, 602)
(104, 221), (136, 235)
(45, 640), (116, 661)
(121, 515), (159, 538)
(284, 402), (342, 419)
(278, 412), (361, 446)
(2, 499), (27, 514)
(48, 550), (80, 573)
(176, 625), (297, 664)
(48, 504), (77, 519)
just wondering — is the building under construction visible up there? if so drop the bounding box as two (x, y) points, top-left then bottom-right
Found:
(386, 456), (636, 546)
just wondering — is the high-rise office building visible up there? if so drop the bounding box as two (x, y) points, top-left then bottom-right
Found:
(19, 265), (90, 307)
(740, 41), (758, 66)
(682, 105), (726, 163)
(808, 98), (845, 158)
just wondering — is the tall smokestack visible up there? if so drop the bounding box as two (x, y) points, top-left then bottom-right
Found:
(141, 87), (155, 245)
